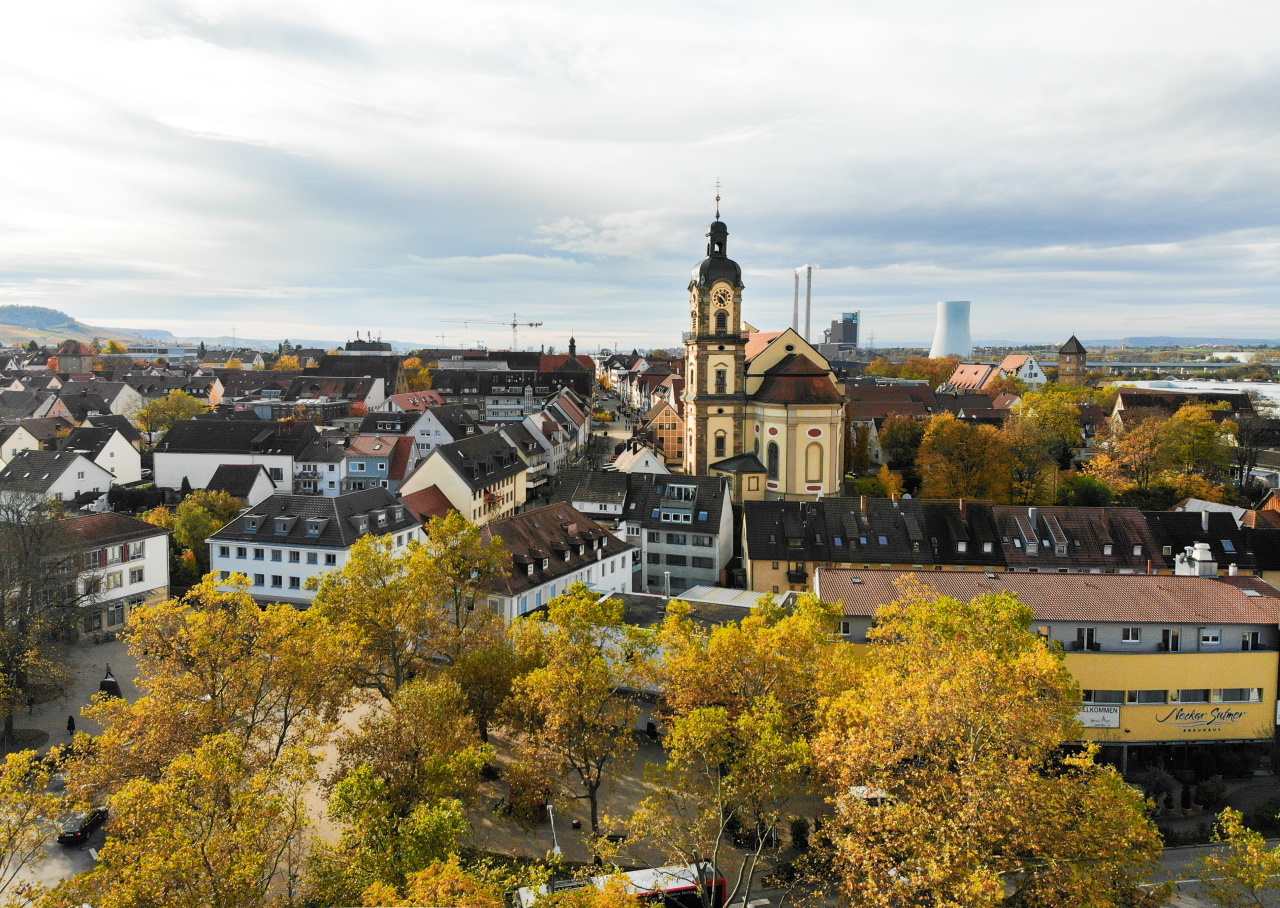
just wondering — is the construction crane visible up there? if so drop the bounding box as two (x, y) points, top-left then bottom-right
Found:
(442, 313), (544, 350)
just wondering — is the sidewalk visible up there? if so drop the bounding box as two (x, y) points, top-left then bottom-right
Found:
(11, 637), (139, 756)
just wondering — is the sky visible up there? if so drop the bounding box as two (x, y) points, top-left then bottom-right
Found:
(1, 0), (1278, 351)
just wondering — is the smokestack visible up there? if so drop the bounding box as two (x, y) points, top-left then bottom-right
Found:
(928, 301), (973, 359)
(792, 272), (800, 333)
(804, 265), (813, 342)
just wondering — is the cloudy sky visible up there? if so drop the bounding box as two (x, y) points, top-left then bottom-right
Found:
(2, 1), (1278, 351)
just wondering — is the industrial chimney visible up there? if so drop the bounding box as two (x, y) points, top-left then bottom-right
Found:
(928, 300), (972, 359)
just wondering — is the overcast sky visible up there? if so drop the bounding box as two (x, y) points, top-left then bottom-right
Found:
(2, 1), (1278, 351)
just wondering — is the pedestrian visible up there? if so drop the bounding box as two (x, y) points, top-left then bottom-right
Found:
(26, 695), (34, 714)
(66, 715), (75, 736)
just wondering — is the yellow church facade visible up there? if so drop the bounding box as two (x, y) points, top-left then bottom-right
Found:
(682, 215), (845, 501)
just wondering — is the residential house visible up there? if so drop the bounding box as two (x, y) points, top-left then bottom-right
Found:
(65, 513), (170, 641)
(206, 464), (277, 507)
(379, 390), (446, 412)
(53, 341), (98, 372)
(0, 450), (114, 510)
(608, 442), (669, 475)
(0, 390), (51, 421)
(293, 435), (348, 497)
(942, 355), (1047, 393)
(343, 435), (417, 494)
(208, 488), (423, 605)
(991, 506), (1167, 574)
(481, 502), (635, 621)
(816, 567), (1280, 769)
(499, 422), (553, 500)
(0, 425), (40, 470)
(82, 414), (144, 450)
(399, 431), (527, 525)
(16, 417), (73, 451)
(153, 420), (320, 493)
(1111, 389), (1256, 430)
(56, 382), (144, 417)
(60, 427), (142, 485)
(640, 395), (686, 471)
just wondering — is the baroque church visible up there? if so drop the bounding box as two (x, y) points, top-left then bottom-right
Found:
(681, 211), (846, 500)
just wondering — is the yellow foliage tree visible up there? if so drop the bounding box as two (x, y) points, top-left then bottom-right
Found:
(917, 413), (1006, 499)
(274, 354), (302, 372)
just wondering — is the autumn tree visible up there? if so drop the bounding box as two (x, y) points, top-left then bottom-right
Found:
(1194, 808), (1280, 908)
(1015, 389), (1085, 468)
(998, 416), (1054, 505)
(360, 856), (506, 908)
(403, 357), (433, 391)
(72, 575), (352, 797)
(899, 356), (960, 389)
(225, 357), (244, 369)
(103, 339), (128, 354)
(143, 489), (243, 574)
(916, 413), (1006, 499)
(135, 389), (209, 438)
(633, 594), (854, 908)
(876, 414), (926, 491)
(816, 580), (1161, 908)
(507, 584), (653, 834)
(1162, 403), (1232, 479)
(417, 511), (510, 662)
(0, 751), (63, 903)
(274, 354), (302, 372)
(57, 733), (314, 908)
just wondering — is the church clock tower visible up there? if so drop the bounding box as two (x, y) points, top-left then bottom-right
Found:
(683, 210), (748, 475)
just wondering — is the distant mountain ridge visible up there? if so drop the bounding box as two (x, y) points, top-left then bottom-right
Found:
(0, 305), (151, 346)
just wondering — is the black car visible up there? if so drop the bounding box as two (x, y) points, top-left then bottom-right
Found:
(56, 806), (107, 845)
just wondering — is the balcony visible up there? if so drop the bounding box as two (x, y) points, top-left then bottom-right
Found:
(682, 330), (750, 343)
(786, 568), (809, 584)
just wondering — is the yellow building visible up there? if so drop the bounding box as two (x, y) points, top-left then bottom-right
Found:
(398, 431), (527, 526)
(815, 568), (1280, 772)
(682, 213), (845, 500)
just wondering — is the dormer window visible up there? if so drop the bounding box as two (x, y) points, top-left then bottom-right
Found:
(244, 515), (261, 532)
(527, 564), (534, 576)
(542, 558), (549, 570)
(563, 550), (571, 562)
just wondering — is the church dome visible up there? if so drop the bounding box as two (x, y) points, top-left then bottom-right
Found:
(690, 218), (745, 289)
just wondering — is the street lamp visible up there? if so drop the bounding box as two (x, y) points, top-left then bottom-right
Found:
(547, 803), (562, 856)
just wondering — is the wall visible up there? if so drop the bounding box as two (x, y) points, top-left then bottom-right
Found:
(155, 452), (296, 493)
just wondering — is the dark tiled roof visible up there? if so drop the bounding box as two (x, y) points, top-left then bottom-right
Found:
(358, 411), (422, 434)
(209, 488), (415, 548)
(17, 417), (73, 442)
(61, 512), (169, 549)
(1059, 335), (1087, 355)
(1115, 389), (1255, 418)
(709, 451), (767, 474)
(432, 432), (526, 492)
(1248, 528), (1280, 569)
(297, 436), (347, 464)
(284, 376), (378, 400)
(156, 420), (318, 456)
(83, 414), (142, 445)
(54, 391), (114, 421)
(552, 470), (630, 506)
(428, 405), (479, 440)
(0, 450), (95, 493)
(816, 568), (1280, 625)
(752, 354), (845, 405)
(745, 497), (1005, 568)
(0, 390), (48, 420)
(1143, 510), (1258, 572)
(207, 464), (274, 499)
(482, 503), (634, 596)
(60, 427), (119, 458)
(992, 506), (1163, 571)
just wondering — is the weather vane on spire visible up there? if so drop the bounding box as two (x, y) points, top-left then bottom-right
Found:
(715, 178), (721, 219)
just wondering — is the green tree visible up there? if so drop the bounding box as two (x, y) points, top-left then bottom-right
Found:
(998, 416), (1054, 505)
(134, 390), (209, 438)
(1056, 473), (1115, 506)
(507, 584), (653, 835)
(1015, 390), (1085, 469)
(816, 579), (1161, 908)
(876, 414), (926, 491)
(1162, 403), (1232, 480)
(417, 512), (510, 662)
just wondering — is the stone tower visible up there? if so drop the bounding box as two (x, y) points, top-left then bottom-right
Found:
(1058, 335), (1087, 386)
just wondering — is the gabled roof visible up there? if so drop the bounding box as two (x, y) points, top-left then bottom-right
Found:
(346, 435), (399, 458)
(358, 411), (422, 434)
(61, 512), (169, 549)
(482, 502), (634, 597)
(210, 488), (416, 548)
(1143, 510), (1257, 572)
(426, 405), (479, 440)
(155, 420), (318, 456)
(82, 414), (143, 445)
(207, 464), (274, 499)
(622, 472), (730, 533)
(385, 390), (446, 411)
(991, 506), (1163, 572)
(0, 450), (103, 493)
(551, 470), (630, 506)
(400, 485), (457, 524)
(428, 431), (527, 492)
(817, 569), (1280, 626)
(709, 451), (767, 474)
(753, 354), (844, 405)
(0, 390), (48, 420)
(744, 332), (784, 362)
(60, 427), (123, 459)
(17, 417), (73, 442)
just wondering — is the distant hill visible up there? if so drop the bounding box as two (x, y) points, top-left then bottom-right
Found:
(0, 305), (152, 346)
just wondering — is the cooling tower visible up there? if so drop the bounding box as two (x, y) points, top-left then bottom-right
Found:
(928, 300), (972, 359)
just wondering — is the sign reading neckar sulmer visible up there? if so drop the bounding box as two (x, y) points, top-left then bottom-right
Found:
(1078, 705), (1120, 728)
(1155, 706), (1247, 731)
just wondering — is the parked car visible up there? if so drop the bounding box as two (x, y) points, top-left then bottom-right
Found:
(56, 806), (107, 845)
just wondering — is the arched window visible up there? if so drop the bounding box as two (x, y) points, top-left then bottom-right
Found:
(715, 368), (727, 394)
(714, 431), (727, 458)
(806, 442), (823, 483)
(767, 442), (779, 480)
(715, 311), (727, 334)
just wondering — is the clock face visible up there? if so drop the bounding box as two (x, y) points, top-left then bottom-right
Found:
(713, 288), (731, 309)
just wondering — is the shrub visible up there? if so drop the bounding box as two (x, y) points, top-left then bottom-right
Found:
(790, 816), (810, 852)
(1197, 775), (1227, 810)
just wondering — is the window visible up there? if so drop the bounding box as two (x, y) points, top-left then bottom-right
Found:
(715, 310), (728, 334)
(1162, 628), (1181, 652)
(983, 541), (993, 553)
(271, 550), (282, 562)
(1121, 627), (1141, 644)
(106, 603), (125, 626)
(647, 531), (660, 542)
(691, 556), (714, 569)
(1201, 628), (1221, 645)
(767, 442), (779, 480)
(271, 576), (283, 588)
(839, 620), (852, 636)
(324, 554), (337, 566)
(957, 541), (967, 553)
(693, 535), (713, 547)
(1102, 544), (1113, 555)
(1076, 627), (1097, 650)
(1175, 689), (1210, 703)
(288, 577), (301, 589)
(1243, 631), (1262, 651)
(1081, 690), (1124, 704)
(307, 552), (318, 565)
(236, 546), (247, 559)
(1216, 688), (1263, 703)
(714, 431), (726, 458)
(1132, 545), (1142, 556)
(1222, 539), (1236, 553)
(715, 369), (727, 395)
(666, 554), (687, 566)
(219, 546), (230, 557)
(288, 551), (300, 563)
(1127, 690), (1167, 704)
(352, 462), (366, 472)
(254, 573), (265, 586)
(269, 467), (283, 481)
(647, 553), (660, 564)
(666, 533), (687, 545)
(105, 571), (123, 590)
(77, 471), (85, 480)
(253, 548), (265, 560)
(377, 462), (386, 471)
(129, 567), (144, 584)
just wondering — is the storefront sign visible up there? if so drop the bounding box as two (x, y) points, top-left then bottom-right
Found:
(1155, 706), (1247, 733)
(1079, 705), (1120, 728)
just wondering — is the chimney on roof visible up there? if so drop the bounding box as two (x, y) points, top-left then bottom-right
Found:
(1201, 510), (1210, 533)
(860, 496), (867, 520)
(959, 498), (966, 518)
(1027, 507), (1038, 531)
(1229, 563), (1239, 576)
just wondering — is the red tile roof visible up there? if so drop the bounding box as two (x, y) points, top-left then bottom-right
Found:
(816, 568), (1280, 625)
(386, 390), (446, 411)
(753, 354), (845, 405)
(744, 331), (784, 362)
(400, 485), (456, 524)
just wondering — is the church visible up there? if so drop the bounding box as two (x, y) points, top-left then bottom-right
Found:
(681, 211), (846, 501)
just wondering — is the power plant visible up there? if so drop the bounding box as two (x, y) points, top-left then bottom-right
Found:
(928, 300), (972, 359)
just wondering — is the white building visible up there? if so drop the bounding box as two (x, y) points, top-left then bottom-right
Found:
(207, 488), (424, 605)
(154, 420), (319, 493)
(0, 450), (114, 511)
(64, 513), (171, 641)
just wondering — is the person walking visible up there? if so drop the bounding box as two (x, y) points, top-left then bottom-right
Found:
(66, 715), (76, 736)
